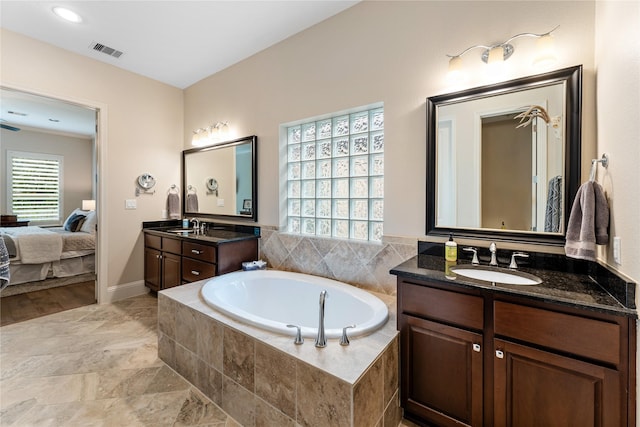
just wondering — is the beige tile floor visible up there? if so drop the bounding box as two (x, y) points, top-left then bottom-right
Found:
(1, 293), (417, 427)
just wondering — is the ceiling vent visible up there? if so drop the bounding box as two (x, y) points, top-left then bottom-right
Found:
(90, 42), (123, 59)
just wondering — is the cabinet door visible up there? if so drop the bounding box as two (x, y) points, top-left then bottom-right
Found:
(402, 315), (483, 427)
(144, 247), (161, 292)
(494, 339), (621, 427)
(161, 252), (181, 289)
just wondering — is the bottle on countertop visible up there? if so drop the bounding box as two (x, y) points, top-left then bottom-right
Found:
(182, 218), (189, 229)
(445, 233), (458, 262)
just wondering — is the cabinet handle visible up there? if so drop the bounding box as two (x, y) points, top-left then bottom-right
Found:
(191, 249), (203, 255)
(472, 343), (481, 352)
(496, 350), (504, 359)
(191, 270), (200, 276)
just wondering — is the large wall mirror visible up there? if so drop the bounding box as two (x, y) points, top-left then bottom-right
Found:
(182, 135), (257, 222)
(426, 65), (582, 245)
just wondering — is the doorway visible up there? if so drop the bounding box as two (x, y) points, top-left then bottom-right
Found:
(0, 86), (102, 312)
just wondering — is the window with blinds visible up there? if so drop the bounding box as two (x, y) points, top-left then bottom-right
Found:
(7, 151), (64, 224)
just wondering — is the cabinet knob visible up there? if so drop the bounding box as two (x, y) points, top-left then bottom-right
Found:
(496, 350), (504, 359)
(191, 270), (200, 276)
(473, 343), (481, 352)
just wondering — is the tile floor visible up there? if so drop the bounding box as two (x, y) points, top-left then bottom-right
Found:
(0, 293), (417, 427)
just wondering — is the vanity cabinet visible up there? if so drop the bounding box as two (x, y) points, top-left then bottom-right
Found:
(397, 277), (635, 427)
(144, 231), (258, 291)
(144, 234), (181, 291)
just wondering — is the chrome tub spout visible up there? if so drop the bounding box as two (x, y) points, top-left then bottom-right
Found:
(315, 290), (328, 348)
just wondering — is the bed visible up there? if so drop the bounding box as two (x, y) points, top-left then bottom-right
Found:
(0, 209), (96, 287)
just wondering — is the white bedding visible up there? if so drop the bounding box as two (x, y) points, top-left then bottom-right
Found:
(0, 226), (96, 286)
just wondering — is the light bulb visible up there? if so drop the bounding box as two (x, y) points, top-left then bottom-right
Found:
(533, 34), (557, 67)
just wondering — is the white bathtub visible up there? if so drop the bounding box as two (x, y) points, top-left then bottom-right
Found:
(200, 269), (389, 339)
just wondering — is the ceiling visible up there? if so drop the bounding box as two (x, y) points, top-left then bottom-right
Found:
(0, 0), (358, 136)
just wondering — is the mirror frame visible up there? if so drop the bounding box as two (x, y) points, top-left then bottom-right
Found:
(182, 135), (258, 222)
(426, 65), (582, 246)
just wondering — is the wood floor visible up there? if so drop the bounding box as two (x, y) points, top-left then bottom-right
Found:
(0, 280), (96, 326)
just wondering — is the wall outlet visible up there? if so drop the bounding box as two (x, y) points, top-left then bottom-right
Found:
(125, 199), (137, 210)
(613, 236), (622, 264)
(217, 199), (224, 207)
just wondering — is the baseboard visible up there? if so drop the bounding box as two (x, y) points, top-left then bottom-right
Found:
(105, 280), (148, 303)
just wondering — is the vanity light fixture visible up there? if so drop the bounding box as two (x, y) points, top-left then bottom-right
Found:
(191, 121), (230, 146)
(52, 6), (83, 23)
(447, 25), (559, 75)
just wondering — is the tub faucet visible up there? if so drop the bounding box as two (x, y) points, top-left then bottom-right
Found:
(315, 290), (328, 348)
(489, 242), (498, 266)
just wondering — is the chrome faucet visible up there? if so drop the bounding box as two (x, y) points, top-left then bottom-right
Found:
(509, 252), (529, 269)
(489, 242), (498, 266)
(315, 290), (328, 348)
(190, 218), (200, 233)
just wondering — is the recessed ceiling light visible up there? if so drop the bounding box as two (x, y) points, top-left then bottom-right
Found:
(52, 6), (83, 23)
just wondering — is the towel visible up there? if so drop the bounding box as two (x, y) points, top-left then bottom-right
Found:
(167, 193), (180, 219)
(564, 181), (609, 261)
(544, 175), (562, 232)
(186, 193), (199, 212)
(0, 236), (9, 289)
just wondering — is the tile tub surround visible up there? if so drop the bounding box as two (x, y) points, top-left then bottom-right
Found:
(158, 281), (401, 427)
(258, 228), (416, 296)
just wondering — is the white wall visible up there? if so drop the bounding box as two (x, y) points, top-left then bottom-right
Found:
(594, 1), (640, 288)
(1, 28), (184, 298)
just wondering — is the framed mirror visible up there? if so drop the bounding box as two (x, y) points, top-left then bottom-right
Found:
(182, 135), (257, 222)
(426, 65), (582, 245)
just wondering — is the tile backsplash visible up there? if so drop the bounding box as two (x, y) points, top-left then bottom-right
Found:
(258, 227), (416, 295)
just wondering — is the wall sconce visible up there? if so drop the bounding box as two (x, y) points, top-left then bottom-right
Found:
(82, 199), (96, 211)
(191, 121), (230, 146)
(447, 26), (558, 79)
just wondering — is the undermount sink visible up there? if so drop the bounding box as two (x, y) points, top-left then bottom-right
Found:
(167, 228), (195, 234)
(450, 266), (542, 286)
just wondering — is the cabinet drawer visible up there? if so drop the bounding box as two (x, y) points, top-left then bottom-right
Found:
(183, 241), (216, 263)
(162, 237), (181, 255)
(183, 258), (216, 282)
(400, 280), (484, 330)
(494, 301), (621, 365)
(145, 234), (162, 250)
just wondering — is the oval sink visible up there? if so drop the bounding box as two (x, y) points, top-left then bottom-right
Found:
(450, 266), (542, 286)
(167, 228), (194, 234)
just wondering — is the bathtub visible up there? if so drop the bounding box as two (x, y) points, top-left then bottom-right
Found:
(200, 269), (389, 339)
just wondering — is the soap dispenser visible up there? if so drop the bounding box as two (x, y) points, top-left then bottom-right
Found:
(445, 233), (458, 262)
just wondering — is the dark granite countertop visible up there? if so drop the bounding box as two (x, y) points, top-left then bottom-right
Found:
(142, 220), (260, 245)
(391, 254), (637, 318)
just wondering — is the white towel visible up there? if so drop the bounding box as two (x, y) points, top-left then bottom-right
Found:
(564, 181), (609, 261)
(167, 193), (180, 219)
(186, 193), (199, 212)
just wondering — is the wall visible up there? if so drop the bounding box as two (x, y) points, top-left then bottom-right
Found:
(184, 1), (597, 290)
(1, 28), (184, 301)
(594, 1), (640, 290)
(0, 128), (93, 222)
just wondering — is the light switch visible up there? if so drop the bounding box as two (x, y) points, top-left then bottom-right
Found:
(217, 199), (224, 207)
(125, 199), (137, 210)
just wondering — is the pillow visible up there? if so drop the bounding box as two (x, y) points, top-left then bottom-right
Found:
(64, 212), (86, 232)
(80, 210), (97, 234)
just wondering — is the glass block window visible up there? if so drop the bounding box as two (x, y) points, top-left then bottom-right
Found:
(286, 107), (384, 241)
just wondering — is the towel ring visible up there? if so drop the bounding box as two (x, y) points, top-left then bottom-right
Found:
(168, 184), (180, 194)
(187, 185), (197, 194)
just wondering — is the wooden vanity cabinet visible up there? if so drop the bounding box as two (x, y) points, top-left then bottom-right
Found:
(397, 277), (635, 427)
(144, 234), (181, 292)
(144, 231), (259, 291)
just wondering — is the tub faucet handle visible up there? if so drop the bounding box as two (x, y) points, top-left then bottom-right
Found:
(286, 324), (304, 345)
(340, 325), (356, 346)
